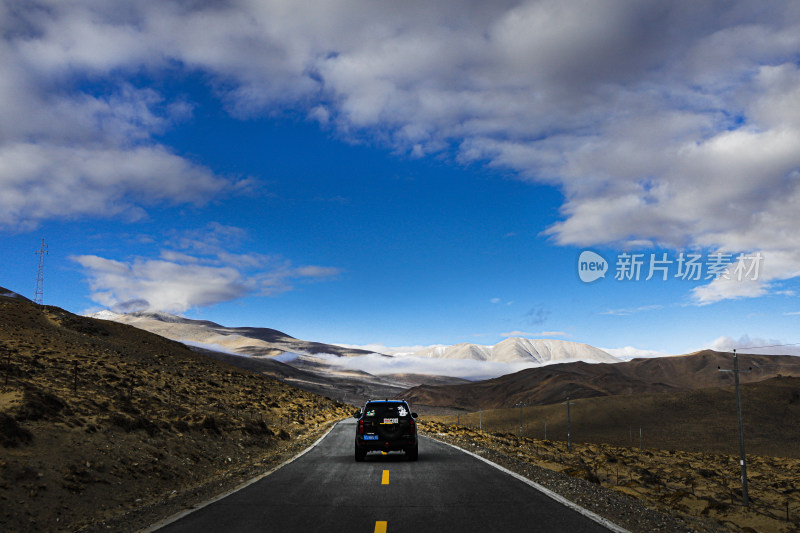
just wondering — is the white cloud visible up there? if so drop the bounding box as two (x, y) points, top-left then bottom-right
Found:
(691, 251), (800, 304)
(72, 254), (250, 313)
(602, 346), (670, 361)
(317, 352), (558, 381)
(0, 143), (231, 229)
(602, 304), (663, 316)
(3, 1), (800, 303)
(707, 335), (800, 356)
(72, 224), (340, 313)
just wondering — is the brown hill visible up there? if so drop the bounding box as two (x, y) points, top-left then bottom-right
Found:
(402, 350), (800, 410)
(428, 376), (800, 458)
(0, 292), (350, 532)
(0, 285), (31, 302)
(195, 347), (409, 401)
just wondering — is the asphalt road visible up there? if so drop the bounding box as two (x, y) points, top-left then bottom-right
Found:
(155, 419), (612, 533)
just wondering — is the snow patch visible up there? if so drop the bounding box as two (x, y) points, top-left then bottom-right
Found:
(410, 338), (619, 364)
(89, 309), (123, 321)
(181, 340), (245, 356)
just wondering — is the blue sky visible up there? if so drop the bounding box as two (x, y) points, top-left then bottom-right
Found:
(3, 1), (800, 357)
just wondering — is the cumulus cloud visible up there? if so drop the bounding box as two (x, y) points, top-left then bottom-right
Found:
(72, 224), (340, 313)
(4, 1), (800, 303)
(0, 143), (230, 229)
(72, 254), (250, 313)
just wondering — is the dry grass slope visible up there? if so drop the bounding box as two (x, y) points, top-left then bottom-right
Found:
(432, 379), (800, 458)
(403, 351), (800, 410)
(422, 421), (800, 533)
(0, 296), (351, 532)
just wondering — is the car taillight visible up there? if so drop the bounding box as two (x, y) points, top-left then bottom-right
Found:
(409, 418), (415, 432)
(358, 420), (364, 435)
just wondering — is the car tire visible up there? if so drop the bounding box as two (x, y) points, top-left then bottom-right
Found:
(355, 446), (366, 462)
(406, 443), (418, 461)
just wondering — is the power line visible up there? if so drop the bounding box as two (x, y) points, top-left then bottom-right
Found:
(728, 342), (800, 351)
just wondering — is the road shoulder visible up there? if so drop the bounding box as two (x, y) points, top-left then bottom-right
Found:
(421, 430), (726, 533)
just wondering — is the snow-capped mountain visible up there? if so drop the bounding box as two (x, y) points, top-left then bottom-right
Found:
(410, 338), (619, 364)
(86, 310), (379, 358)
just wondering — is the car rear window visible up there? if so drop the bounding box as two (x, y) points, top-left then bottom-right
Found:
(363, 403), (410, 419)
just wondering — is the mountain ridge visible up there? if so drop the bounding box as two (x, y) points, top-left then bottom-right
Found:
(409, 337), (619, 364)
(401, 349), (800, 409)
(87, 309), (377, 358)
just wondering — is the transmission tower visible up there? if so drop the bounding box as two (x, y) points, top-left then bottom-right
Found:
(34, 238), (48, 305)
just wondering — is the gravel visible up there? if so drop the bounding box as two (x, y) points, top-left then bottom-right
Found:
(423, 431), (730, 533)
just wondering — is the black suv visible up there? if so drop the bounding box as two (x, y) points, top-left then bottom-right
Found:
(354, 399), (418, 461)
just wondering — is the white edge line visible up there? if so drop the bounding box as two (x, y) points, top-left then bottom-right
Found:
(429, 437), (631, 533)
(141, 421), (341, 532)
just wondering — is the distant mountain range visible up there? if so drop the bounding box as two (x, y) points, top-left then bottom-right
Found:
(401, 350), (800, 409)
(86, 310), (626, 406)
(86, 309), (464, 401)
(88, 310), (379, 358)
(87, 311), (619, 369)
(5, 294), (794, 413)
(409, 338), (619, 364)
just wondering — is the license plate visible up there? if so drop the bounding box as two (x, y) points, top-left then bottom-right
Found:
(363, 435), (379, 440)
(381, 418), (399, 425)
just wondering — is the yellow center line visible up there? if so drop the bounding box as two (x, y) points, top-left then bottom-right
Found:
(381, 469), (389, 485)
(374, 521), (387, 533)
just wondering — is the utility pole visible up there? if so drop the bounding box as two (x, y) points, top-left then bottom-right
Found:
(719, 349), (750, 506)
(566, 396), (572, 453)
(34, 238), (48, 305)
(515, 402), (526, 437)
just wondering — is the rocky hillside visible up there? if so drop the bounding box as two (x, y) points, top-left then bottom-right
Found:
(0, 292), (350, 532)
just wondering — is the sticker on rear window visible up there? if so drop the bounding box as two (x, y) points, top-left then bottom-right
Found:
(398, 406), (408, 417)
